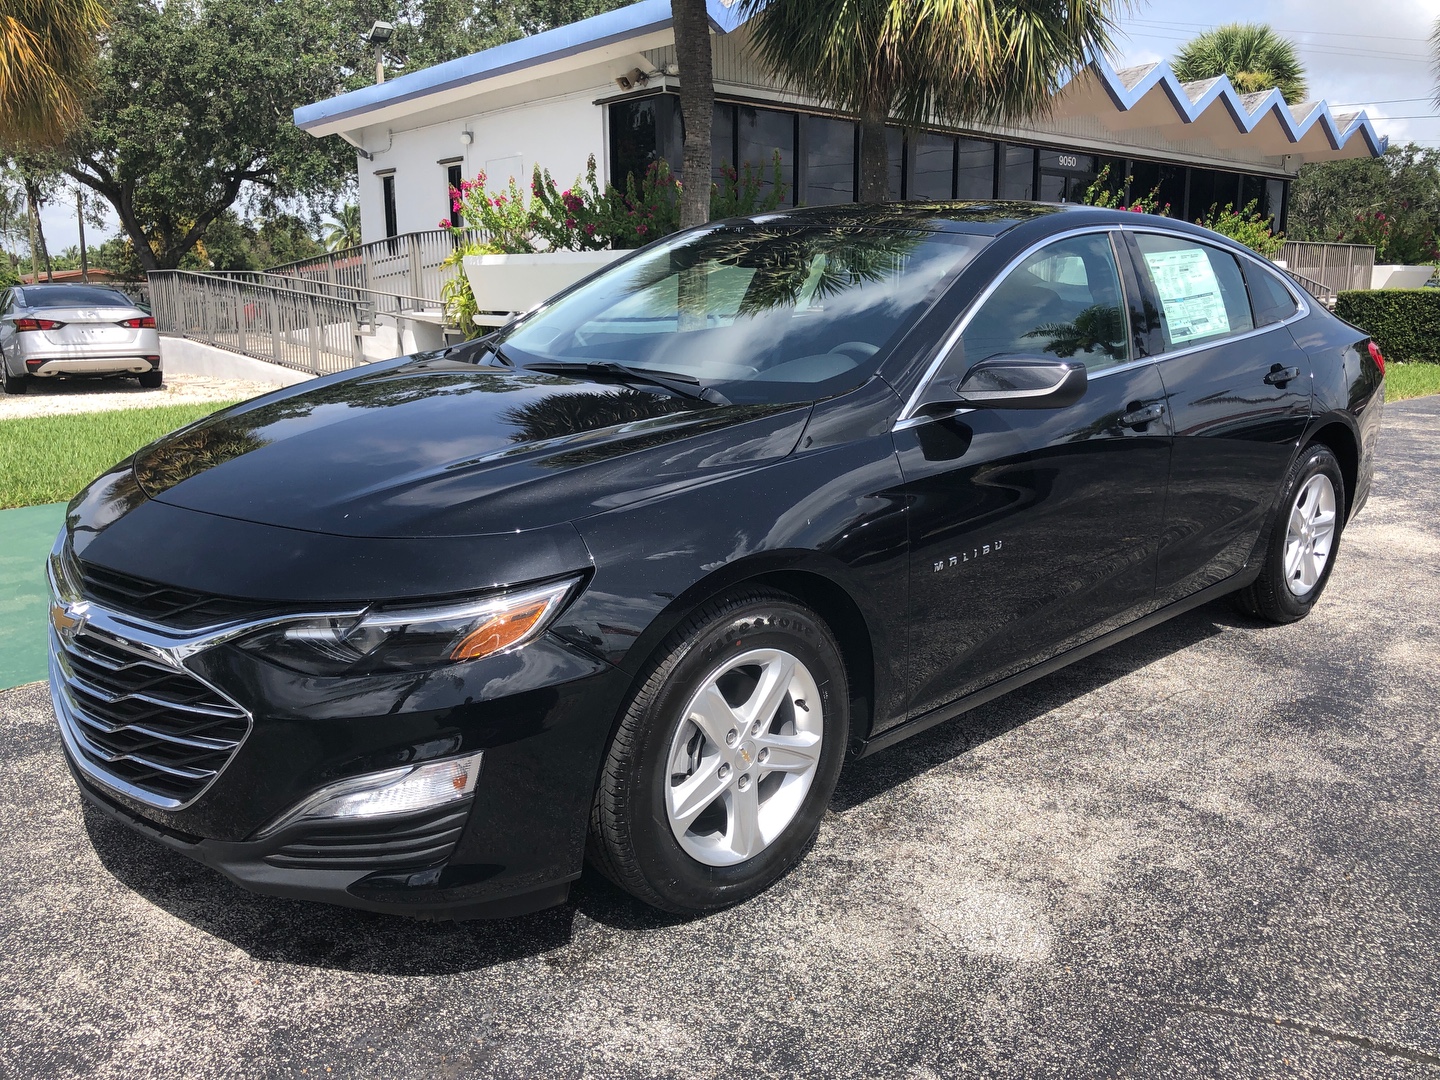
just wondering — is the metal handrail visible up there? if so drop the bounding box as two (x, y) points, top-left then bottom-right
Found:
(1279, 241), (1374, 296)
(149, 270), (375, 375)
(265, 229), (484, 304)
(207, 270), (440, 320)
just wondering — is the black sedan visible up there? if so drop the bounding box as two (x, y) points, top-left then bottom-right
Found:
(48, 204), (1384, 918)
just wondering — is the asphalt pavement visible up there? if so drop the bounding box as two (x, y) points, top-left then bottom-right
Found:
(1, 397), (1437, 1079)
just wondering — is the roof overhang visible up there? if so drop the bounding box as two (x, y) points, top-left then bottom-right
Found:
(295, 0), (744, 138)
(1051, 57), (1385, 165)
(297, 9), (1385, 167)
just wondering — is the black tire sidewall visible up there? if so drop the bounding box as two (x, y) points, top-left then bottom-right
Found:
(623, 599), (848, 911)
(1263, 445), (1345, 619)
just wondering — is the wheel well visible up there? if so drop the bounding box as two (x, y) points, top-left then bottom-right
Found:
(1308, 422), (1359, 520)
(749, 570), (877, 749)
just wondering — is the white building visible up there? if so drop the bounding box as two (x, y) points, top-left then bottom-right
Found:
(295, 1), (1384, 246)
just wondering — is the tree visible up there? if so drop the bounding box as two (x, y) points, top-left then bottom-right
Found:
(671, 0), (714, 230)
(59, 0), (360, 273)
(1172, 23), (1308, 105)
(1288, 143), (1440, 264)
(323, 204), (363, 251)
(0, 0), (108, 148)
(740, 0), (1122, 203)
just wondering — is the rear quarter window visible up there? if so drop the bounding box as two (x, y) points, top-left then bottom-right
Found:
(1244, 262), (1301, 326)
(1133, 233), (1255, 350)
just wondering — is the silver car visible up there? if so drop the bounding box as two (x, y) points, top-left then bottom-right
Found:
(1, 283), (163, 394)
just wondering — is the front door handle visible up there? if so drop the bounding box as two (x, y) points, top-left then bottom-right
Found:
(1119, 402), (1165, 429)
(1264, 364), (1301, 386)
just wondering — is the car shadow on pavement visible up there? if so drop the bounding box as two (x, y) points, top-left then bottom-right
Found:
(79, 598), (1239, 976)
(830, 599), (1236, 812)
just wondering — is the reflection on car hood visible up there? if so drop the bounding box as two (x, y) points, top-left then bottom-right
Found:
(131, 356), (811, 538)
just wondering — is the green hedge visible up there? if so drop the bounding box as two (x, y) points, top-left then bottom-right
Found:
(1335, 289), (1440, 364)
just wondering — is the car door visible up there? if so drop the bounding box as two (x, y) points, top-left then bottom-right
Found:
(890, 228), (1173, 728)
(1121, 230), (1312, 604)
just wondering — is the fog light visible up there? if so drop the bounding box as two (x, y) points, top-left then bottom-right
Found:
(257, 751), (482, 838)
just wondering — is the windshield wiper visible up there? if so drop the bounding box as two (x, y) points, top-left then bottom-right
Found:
(447, 336), (516, 367)
(523, 360), (730, 406)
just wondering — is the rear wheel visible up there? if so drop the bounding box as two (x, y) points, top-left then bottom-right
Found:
(588, 590), (849, 914)
(137, 369), (163, 389)
(1237, 443), (1345, 623)
(1, 360), (27, 395)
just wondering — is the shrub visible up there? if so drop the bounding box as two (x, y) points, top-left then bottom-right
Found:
(1335, 288), (1440, 364)
(1081, 164), (1170, 216)
(1194, 200), (1285, 258)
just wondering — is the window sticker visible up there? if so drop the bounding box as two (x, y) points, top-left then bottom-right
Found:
(1143, 247), (1231, 344)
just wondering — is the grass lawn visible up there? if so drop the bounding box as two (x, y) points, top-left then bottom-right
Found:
(0, 401), (241, 510)
(1386, 363), (1440, 403)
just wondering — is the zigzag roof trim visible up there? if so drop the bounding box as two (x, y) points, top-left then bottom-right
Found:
(1083, 56), (1385, 157)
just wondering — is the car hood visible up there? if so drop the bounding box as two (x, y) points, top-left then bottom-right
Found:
(131, 355), (812, 538)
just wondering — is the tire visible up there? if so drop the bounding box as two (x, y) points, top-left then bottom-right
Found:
(1, 360), (27, 395)
(1237, 443), (1346, 624)
(588, 589), (850, 914)
(137, 370), (163, 389)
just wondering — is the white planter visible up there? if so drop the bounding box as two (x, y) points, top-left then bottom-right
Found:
(462, 250), (628, 320)
(1370, 264), (1436, 290)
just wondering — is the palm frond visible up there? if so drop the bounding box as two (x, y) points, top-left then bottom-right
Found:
(0, 0), (109, 147)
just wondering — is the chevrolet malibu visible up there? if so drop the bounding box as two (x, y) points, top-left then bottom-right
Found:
(49, 204), (1383, 918)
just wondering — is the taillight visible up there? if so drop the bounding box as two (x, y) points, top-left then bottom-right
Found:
(119, 315), (156, 329)
(1368, 340), (1386, 375)
(13, 317), (63, 331)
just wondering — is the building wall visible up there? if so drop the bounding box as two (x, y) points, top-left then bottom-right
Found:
(354, 86), (609, 244)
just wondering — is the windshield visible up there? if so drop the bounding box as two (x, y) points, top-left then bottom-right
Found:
(498, 223), (990, 404)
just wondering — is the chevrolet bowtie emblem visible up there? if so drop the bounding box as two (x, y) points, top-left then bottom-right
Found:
(50, 600), (88, 636)
(737, 745), (752, 766)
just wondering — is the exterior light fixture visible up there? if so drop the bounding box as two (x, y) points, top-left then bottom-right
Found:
(366, 21), (395, 84)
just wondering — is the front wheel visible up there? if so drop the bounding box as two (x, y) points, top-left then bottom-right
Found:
(1237, 443), (1345, 623)
(588, 590), (849, 914)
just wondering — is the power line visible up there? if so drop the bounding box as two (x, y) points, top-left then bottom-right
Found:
(1330, 97), (1435, 107)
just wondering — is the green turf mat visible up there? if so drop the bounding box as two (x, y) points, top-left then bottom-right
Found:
(0, 502), (66, 690)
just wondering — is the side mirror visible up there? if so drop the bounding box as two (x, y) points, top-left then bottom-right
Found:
(919, 356), (1088, 414)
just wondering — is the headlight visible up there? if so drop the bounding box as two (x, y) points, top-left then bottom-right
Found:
(236, 577), (580, 675)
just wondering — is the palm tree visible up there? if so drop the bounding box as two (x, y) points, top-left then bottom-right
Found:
(671, 0), (714, 230)
(1172, 23), (1308, 105)
(0, 0), (109, 147)
(322, 204), (363, 252)
(739, 0), (1124, 203)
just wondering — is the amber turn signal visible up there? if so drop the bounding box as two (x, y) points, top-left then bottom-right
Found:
(451, 600), (552, 661)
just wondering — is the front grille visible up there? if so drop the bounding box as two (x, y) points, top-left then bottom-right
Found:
(53, 624), (249, 806)
(264, 804), (470, 870)
(72, 554), (283, 630)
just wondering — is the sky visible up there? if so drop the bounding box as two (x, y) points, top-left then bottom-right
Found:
(34, 0), (1440, 256)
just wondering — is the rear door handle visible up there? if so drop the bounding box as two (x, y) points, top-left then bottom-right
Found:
(1264, 365), (1301, 386)
(1119, 402), (1165, 429)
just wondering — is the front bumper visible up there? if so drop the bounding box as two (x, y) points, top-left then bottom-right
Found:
(48, 534), (631, 920)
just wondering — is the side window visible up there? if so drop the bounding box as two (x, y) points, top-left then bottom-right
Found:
(957, 232), (1130, 374)
(1244, 261), (1300, 327)
(1132, 233), (1255, 350)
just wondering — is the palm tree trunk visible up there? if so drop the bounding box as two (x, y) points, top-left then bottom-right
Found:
(858, 96), (889, 204)
(672, 0), (713, 230)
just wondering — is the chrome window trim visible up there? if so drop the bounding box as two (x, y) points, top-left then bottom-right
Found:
(896, 222), (1313, 429)
(895, 224), (1139, 426)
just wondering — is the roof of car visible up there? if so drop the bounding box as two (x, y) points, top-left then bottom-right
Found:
(734, 201), (1166, 236)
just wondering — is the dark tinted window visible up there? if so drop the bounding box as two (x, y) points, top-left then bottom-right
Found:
(957, 231), (1130, 373)
(1245, 262), (1300, 326)
(1001, 145), (1035, 200)
(909, 133), (954, 200)
(20, 285), (131, 307)
(736, 106), (795, 202)
(887, 127), (904, 200)
(956, 139), (995, 198)
(1133, 233), (1255, 349)
(803, 116), (855, 205)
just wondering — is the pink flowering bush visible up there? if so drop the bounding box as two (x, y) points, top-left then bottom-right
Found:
(1081, 164), (1169, 216)
(1194, 200), (1285, 258)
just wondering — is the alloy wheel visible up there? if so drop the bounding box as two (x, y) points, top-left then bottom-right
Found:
(1283, 473), (1337, 596)
(664, 647), (823, 867)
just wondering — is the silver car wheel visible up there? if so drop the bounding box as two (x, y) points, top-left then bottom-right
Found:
(664, 647), (823, 867)
(1283, 473), (1337, 596)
